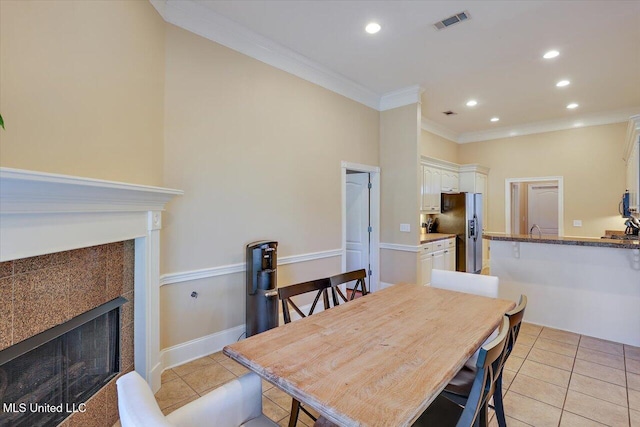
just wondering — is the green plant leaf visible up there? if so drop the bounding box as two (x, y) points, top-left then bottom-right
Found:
(0, 114), (4, 130)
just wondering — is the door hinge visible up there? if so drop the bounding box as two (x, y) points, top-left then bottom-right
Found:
(367, 226), (372, 233)
(368, 182), (372, 189)
(368, 268), (372, 276)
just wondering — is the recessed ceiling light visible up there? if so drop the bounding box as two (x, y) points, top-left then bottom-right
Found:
(543, 50), (559, 59)
(365, 22), (381, 34)
(567, 103), (579, 109)
(466, 100), (477, 107)
(490, 117), (500, 122)
(556, 80), (570, 87)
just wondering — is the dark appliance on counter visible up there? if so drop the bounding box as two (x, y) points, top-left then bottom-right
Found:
(437, 193), (483, 273)
(625, 216), (640, 236)
(620, 190), (631, 218)
(246, 241), (278, 337)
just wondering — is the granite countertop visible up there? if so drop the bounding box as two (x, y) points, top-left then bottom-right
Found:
(420, 233), (456, 244)
(483, 233), (640, 249)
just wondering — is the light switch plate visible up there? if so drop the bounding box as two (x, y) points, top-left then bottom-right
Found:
(400, 223), (410, 232)
(573, 220), (582, 227)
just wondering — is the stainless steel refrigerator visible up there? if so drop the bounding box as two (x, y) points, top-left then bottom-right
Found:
(437, 193), (483, 273)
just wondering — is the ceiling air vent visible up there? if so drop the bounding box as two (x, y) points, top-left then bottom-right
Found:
(434, 11), (471, 30)
(442, 111), (457, 116)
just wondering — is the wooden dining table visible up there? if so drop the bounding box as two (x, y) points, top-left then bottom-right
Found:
(223, 283), (515, 427)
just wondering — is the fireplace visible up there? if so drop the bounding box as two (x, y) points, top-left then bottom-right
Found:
(0, 298), (124, 427)
(0, 168), (182, 426)
(0, 242), (135, 426)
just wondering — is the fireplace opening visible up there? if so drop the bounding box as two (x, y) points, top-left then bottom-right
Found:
(0, 297), (125, 427)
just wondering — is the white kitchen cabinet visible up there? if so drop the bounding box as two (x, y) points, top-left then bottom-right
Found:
(625, 116), (640, 214)
(420, 242), (434, 286)
(443, 237), (456, 271)
(441, 170), (459, 193)
(420, 238), (456, 286)
(432, 249), (445, 271)
(421, 158), (460, 213)
(421, 165), (441, 213)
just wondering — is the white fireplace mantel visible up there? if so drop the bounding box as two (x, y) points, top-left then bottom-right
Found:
(0, 167), (183, 391)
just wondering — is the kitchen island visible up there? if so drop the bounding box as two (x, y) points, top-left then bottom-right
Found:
(485, 233), (640, 346)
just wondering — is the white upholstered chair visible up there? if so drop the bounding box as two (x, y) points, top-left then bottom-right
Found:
(116, 371), (278, 427)
(430, 269), (499, 368)
(430, 269), (499, 298)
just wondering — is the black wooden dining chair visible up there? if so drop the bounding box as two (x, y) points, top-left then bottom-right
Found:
(278, 278), (334, 426)
(328, 269), (368, 304)
(412, 316), (510, 427)
(278, 277), (333, 324)
(442, 295), (528, 427)
(490, 294), (527, 427)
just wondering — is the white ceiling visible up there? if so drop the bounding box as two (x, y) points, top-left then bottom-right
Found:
(157, 0), (640, 141)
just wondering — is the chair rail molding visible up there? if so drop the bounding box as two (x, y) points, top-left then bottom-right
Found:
(160, 248), (343, 286)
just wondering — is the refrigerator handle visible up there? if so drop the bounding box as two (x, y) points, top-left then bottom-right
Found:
(470, 214), (478, 241)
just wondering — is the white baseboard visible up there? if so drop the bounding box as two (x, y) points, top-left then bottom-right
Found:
(378, 281), (395, 290)
(159, 302), (324, 372)
(159, 324), (246, 371)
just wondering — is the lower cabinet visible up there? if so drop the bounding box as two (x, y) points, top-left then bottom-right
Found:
(421, 238), (456, 286)
(420, 249), (433, 286)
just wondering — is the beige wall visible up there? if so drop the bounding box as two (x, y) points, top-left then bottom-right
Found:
(0, 0), (165, 185)
(421, 129), (459, 163)
(379, 104), (421, 284)
(160, 257), (340, 348)
(458, 123), (628, 237)
(160, 25), (379, 347)
(379, 105), (421, 246)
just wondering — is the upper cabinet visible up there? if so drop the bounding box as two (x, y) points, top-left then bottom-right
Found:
(421, 157), (488, 214)
(422, 165), (441, 212)
(441, 170), (459, 193)
(625, 115), (640, 214)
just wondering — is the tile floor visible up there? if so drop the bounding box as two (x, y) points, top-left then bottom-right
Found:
(154, 324), (640, 427)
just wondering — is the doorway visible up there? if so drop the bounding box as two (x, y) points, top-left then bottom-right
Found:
(505, 177), (564, 236)
(341, 162), (380, 292)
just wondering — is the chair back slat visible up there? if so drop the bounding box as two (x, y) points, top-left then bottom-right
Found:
(457, 316), (509, 427)
(500, 294), (528, 371)
(329, 269), (368, 303)
(278, 278), (333, 324)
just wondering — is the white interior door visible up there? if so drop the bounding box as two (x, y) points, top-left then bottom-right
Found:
(346, 172), (370, 289)
(528, 185), (559, 236)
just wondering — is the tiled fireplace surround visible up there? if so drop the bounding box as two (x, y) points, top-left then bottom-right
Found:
(0, 242), (135, 426)
(0, 168), (182, 426)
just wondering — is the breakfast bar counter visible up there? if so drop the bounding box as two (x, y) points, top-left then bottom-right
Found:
(484, 233), (640, 346)
(484, 232), (639, 249)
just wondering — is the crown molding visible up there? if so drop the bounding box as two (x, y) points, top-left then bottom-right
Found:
(458, 164), (491, 175)
(379, 86), (423, 111)
(421, 107), (640, 144)
(151, 1), (637, 136)
(456, 107), (640, 144)
(420, 117), (459, 142)
(150, 0), (382, 110)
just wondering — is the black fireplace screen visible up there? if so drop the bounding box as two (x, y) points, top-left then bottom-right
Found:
(0, 297), (124, 427)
